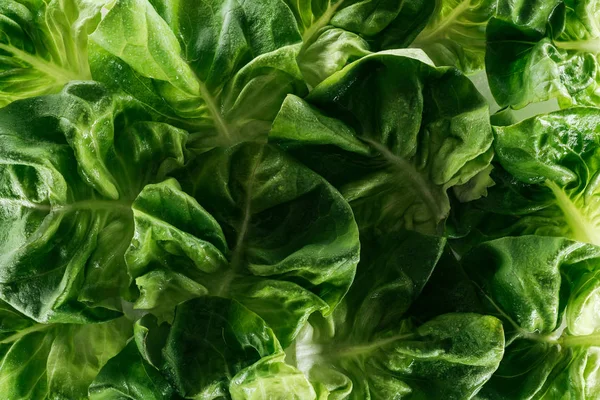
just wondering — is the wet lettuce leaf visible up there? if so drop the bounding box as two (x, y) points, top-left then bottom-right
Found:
(0, 0), (107, 106)
(450, 108), (600, 248)
(88, 0), (439, 147)
(88, 339), (180, 400)
(286, 0), (434, 86)
(271, 49), (493, 235)
(486, 0), (600, 108)
(89, 0), (308, 149)
(126, 143), (360, 345)
(284, 0), (434, 50)
(91, 298), (316, 400)
(462, 236), (600, 399)
(287, 230), (505, 399)
(0, 82), (188, 321)
(3, 1), (600, 398)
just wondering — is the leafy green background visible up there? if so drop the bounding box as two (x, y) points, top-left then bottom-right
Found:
(2, 0), (600, 399)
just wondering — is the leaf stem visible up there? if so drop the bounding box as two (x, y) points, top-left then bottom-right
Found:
(302, 0), (346, 43)
(560, 334), (600, 348)
(545, 180), (600, 245)
(554, 39), (600, 53)
(294, 333), (417, 361)
(412, 0), (471, 45)
(0, 199), (132, 213)
(215, 147), (264, 297)
(0, 43), (89, 83)
(0, 324), (52, 344)
(197, 81), (234, 144)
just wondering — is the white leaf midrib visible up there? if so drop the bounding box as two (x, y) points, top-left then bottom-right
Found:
(215, 147), (264, 297)
(0, 198), (132, 214)
(301, 0), (347, 42)
(363, 138), (446, 224)
(0, 43), (89, 84)
(545, 180), (600, 246)
(554, 38), (600, 53)
(412, 0), (473, 45)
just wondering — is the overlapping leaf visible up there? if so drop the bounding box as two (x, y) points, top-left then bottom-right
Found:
(89, 0), (308, 149)
(0, 300), (131, 400)
(411, 0), (497, 73)
(125, 143), (360, 345)
(0, 0), (106, 106)
(0, 82), (188, 321)
(287, 230), (505, 399)
(486, 0), (600, 108)
(462, 236), (600, 399)
(271, 49), (493, 235)
(91, 298), (316, 400)
(450, 108), (600, 248)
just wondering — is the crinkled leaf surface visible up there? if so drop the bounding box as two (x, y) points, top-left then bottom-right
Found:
(125, 143), (360, 345)
(271, 49), (493, 235)
(0, 82), (188, 321)
(88, 339), (180, 400)
(0, 302), (131, 400)
(486, 0), (600, 108)
(284, 0), (434, 50)
(5, 1), (600, 398)
(410, 0), (497, 73)
(286, 229), (504, 399)
(297, 26), (371, 88)
(92, 298), (315, 400)
(462, 236), (600, 399)
(89, 0), (308, 149)
(450, 108), (600, 248)
(287, 0), (434, 86)
(0, 0), (106, 106)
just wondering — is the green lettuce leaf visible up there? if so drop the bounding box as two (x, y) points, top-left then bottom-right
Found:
(462, 236), (600, 399)
(270, 49), (493, 235)
(88, 0), (308, 149)
(0, 0), (106, 106)
(125, 143), (360, 344)
(0, 82), (188, 321)
(494, 0), (563, 31)
(284, 0), (434, 50)
(297, 26), (371, 88)
(450, 108), (600, 248)
(287, 230), (505, 399)
(410, 0), (497, 73)
(92, 298), (316, 399)
(486, 0), (600, 108)
(88, 340), (180, 400)
(287, 0), (434, 86)
(0, 302), (131, 400)
(163, 298), (314, 399)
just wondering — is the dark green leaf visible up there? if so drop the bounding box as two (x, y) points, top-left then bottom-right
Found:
(89, 340), (179, 400)
(486, 0), (600, 108)
(89, 0), (307, 147)
(462, 236), (600, 399)
(288, 230), (505, 399)
(452, 108), (600, 248)
(271, 50), (493, 235)
(162, 297), (313, 399)
(126, 143), (360, 345)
